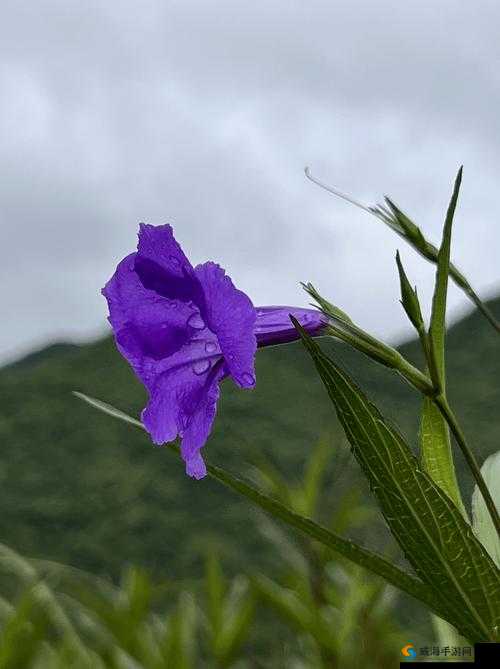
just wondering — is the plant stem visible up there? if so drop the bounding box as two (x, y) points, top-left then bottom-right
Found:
(434, 395), (500, 538)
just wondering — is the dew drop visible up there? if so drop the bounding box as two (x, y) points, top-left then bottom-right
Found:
(187, 312), (205, 330)
(205, 341), (218, 354)
(241, 372), (255, 386)
(192, 359), (211, 375)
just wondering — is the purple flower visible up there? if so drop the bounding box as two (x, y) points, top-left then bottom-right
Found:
(102, 224), (326, 479)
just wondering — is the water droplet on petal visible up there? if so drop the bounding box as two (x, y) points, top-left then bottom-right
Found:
(192, 359), (211, 375)
(205, 341), (218, 354)
(187, 312), (205, 330)
(241, 372), (255, 386)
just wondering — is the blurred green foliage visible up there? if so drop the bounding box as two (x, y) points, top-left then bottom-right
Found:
(0, 441), (408, 667)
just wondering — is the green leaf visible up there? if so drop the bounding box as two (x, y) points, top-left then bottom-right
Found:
(163, 592), (197, 669)
(301, 282), (353, 325)
(389, 188), (500, 335)
(0, 544), (90, 660)
(72, 392), (145, 430)
(257, 517), (308, 574)
(420, 398), (466, 515)
(248, 459), (292, 506)
(217, 577), (256, 666)
(292, 320), (500, 642)
(73, 393), (453, 625)
(302, 437), (331, 518)
(253, 575), (336, 651)
(302, 284), (433, 395)
(472, 451), (500, 569)
(429, 166), (462, 386)
(395, 251), (424, 333)
(0, 587), (49, 669)
(205, 553), (224, 643)
(421, 168), (465, 514)
(432, 615), (470, 651)
(384, 198), (429, 249)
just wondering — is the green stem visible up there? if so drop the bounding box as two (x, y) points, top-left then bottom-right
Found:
(433, 395), (500, 538)
(450, 268), (500, 335)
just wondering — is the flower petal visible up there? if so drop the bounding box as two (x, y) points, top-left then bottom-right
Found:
(102, 253), (194, 384)
(254, 306), (326, 346)
(185, 452), (207, 480)
(181, 361), (227, 479)
(141, 357), (226, 478)
(135, 223), (201, 303)
(194, 261), (257, 388)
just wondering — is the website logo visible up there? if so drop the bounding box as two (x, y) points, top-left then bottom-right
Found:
(401, 644), (417, 659)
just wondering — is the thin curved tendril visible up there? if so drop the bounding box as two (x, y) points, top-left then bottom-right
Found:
(304, 166), (374, 215)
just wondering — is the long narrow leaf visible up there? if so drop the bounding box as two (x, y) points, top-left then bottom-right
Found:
(420, 399), (464, 514)
(423, 168), (465, 514)
(429, 166), (462, 384)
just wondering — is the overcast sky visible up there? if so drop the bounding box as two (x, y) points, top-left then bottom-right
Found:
(1, 1), (499, 364)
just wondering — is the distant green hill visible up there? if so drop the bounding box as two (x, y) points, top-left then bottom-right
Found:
(1, 297), (499, 583)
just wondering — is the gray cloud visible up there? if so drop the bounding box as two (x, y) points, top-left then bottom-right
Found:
(1, 0), (499, 362)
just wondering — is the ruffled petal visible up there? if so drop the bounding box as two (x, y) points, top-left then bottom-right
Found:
(181, 361), (226, 478)
(135, 223), (202, 303)
(254, 306), (326, 346)
(137, 223), (193, 274)
(141, 356), (226, 478)
(185, 452), (207, 480)
(194, 261), (257, 388)
(102, 253), (195, 384)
